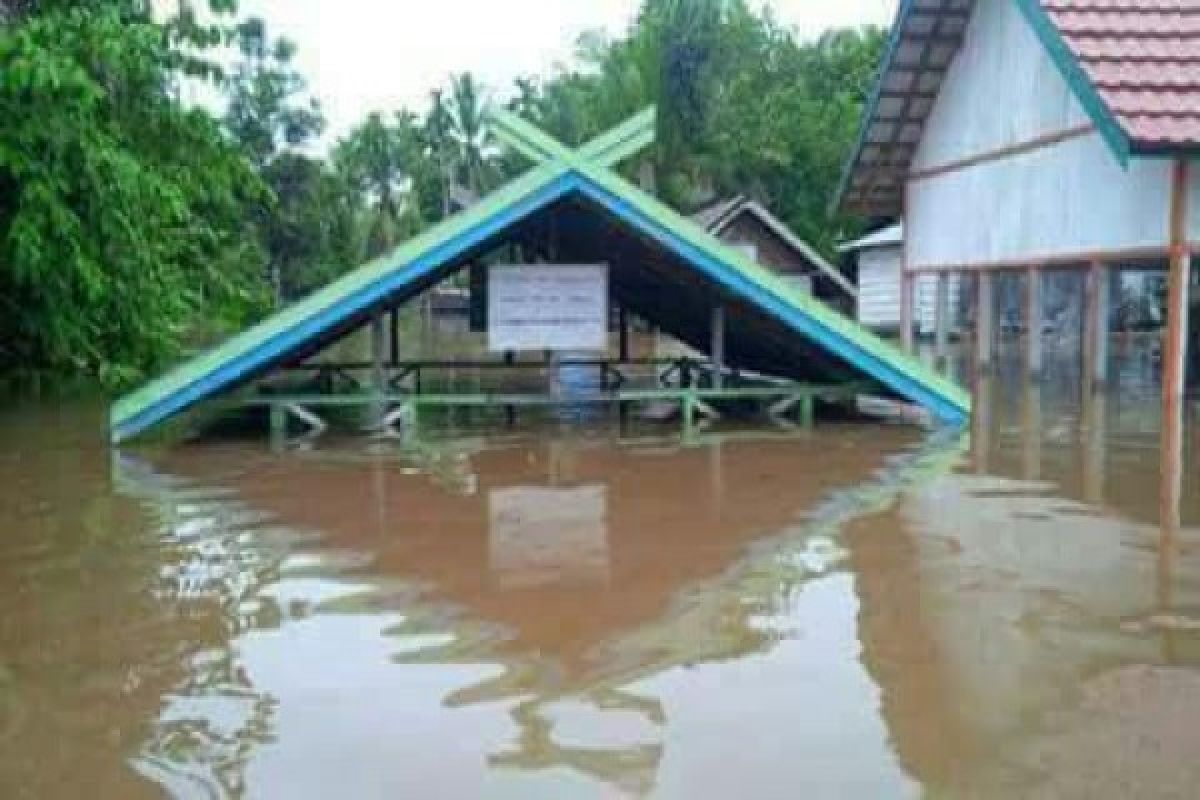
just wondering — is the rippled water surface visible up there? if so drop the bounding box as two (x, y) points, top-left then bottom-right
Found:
(1, 349), (1198, 798)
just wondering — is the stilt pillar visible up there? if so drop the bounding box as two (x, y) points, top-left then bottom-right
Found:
(1084, 260), (1111, 392)
(389, 306), (400, 366)
(1025, 266), (1043, 380)
(711, 304), (726, 389)
(619, 305), (632, 363)
(934, 271), (950, 369)
(900, 270), (915, 353)
(1165, 159), (1192, 404)
(975, 272), (994, 375)
(370, 309), (387, 431)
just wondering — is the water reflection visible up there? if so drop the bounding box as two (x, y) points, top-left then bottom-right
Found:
(112, 426), (947, 797)
(1, 348), (1197, 797)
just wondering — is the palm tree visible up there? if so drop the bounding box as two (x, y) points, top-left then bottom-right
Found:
(446, 72), (494, 195)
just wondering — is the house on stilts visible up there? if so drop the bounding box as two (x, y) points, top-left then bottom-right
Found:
(692, 195), (858, 315)
(110, 109), (969, 445)
(838, 0), (1199, 398)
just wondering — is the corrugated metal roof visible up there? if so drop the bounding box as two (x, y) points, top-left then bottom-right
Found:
(1044, 0), (1200, 150)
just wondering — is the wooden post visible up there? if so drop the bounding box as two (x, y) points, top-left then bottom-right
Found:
(1084, 261), (1110, 392)
(1165, 159), (1192, 403)
(711, 304), (726, 389)
(975, 272), (994, 375)
(1082, 391), (1107, 505)
(389, 306), (400, 366)
(1025, 266), (1043, 380)
(370, 310), (387, 431)
(972, 372), (992, 474)
(900, 270), (915, 353)
(934, 271), (950, 369)
(618, 305), (631, 363)
(1021, 380), (1042, 481)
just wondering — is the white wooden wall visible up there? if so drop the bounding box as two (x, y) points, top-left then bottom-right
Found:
(857, 246), (904, 330)
(857, 245), (961, 334)
(907, 0), (1190, 270)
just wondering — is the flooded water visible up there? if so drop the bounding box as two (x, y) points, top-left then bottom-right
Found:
(1, 344), (1199, 798)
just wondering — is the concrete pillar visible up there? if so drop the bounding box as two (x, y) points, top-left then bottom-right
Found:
(975, 272), (994, 375)
(711, 304), (726, 389)
(1025, 266), (1043, 380)
(900, 270), (915, 353)
(934, 272), (950, 369)
(1084, 261), (1111, 392)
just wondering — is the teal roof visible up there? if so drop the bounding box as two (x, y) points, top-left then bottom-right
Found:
(112, 110), (969, 443)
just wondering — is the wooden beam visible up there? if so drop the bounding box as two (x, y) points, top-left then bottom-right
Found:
(1025, 266), (1043, 380)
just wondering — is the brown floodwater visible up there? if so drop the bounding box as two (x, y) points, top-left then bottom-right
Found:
(1, 343), (1199, 798)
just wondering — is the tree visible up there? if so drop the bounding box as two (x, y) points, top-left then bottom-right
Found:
(334, 111), (427, 259)
(446, 72), (494, 195)
(0, 0), (268, 384)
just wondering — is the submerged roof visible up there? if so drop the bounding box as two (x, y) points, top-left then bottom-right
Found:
(839, 0), (1200, 215)
(111, 110), (969, 443)
(693, 196), (858, 297)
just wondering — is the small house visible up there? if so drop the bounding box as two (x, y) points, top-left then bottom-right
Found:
(694, 196), (857, 314)
(839, 223), (963, 336)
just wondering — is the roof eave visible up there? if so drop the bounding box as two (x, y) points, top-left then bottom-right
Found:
(831, 0), (918, 217)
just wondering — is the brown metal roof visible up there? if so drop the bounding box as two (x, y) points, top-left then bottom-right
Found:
(837, 0), (1200, 217)
(1044, 0), (1200, 150)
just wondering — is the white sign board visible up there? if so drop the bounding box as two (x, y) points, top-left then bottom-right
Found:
(488, 264), (608, 352)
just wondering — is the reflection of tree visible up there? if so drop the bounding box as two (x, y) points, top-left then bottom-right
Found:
(114, 454), (297, 798)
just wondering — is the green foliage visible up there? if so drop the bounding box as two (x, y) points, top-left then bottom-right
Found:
(0, 0), (267, 384)
(334, 111), (428, 259)
(0, 0), (885, 386)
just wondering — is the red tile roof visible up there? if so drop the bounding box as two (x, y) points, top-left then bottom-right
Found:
(1043, 0), (1200, 149)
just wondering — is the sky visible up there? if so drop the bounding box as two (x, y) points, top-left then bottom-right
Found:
(234, 0), (897, 140)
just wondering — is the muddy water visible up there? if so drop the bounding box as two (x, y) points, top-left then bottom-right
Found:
(1, 349), (1199, 798)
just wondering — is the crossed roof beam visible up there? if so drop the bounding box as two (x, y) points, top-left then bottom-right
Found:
(488, 106), (657, 171)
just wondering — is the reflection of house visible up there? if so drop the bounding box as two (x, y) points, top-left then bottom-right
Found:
(840, 223), (963, 336)
(838, 0), (1199, 391)
(693, 196), (857, 314)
